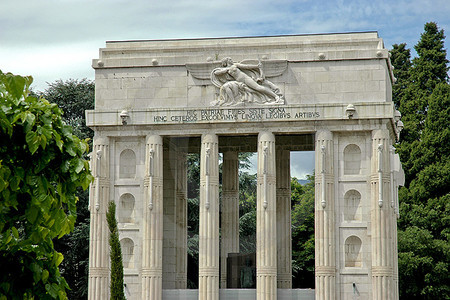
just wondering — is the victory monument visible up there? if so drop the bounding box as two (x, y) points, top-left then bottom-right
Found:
(86, 32), (405, 299)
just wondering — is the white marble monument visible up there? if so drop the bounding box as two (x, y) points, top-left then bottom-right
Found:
(87, 32), (405, 300)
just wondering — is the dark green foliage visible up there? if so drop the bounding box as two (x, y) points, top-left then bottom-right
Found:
(238, 171), (257, 254)
(0, 71), (93, 299)
(396, 22), (449, 164)
(187, 153), (200, 199)
(106, 201), (125, 300)
(53, 187), (90, 299)
(40, 79), (94, 142)
(398, 225), (449, 299)
(55, 221), (90, 298)
(390, 22), (450, 299)
(390, 43), (412, 109)
(186, 153), (200, 288)
(411, 23), (449, 93)
(291, 175), (315, 288)
(237, 156), (257, 254)
(42, 79), (94, 300)
(186, 197), (200, 288)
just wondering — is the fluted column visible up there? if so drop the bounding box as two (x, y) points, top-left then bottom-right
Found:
(220, 151), (240, 288)
(314, 130), (336, 300)
(371, 130), (394, 300)
(88, 137), (110, 300)
(276, 149), (292, 288)
(256, 131), (277, 300)
(199, 134), (220, 300)
(141, 135), (163, 300)
(175, 149), (188, 289)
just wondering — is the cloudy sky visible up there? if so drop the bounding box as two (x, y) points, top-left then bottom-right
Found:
(1, 0), (449, 178)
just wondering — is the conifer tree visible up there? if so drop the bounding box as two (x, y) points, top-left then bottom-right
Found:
(391, 22), (450, 299)
(396, 22), (449, 184)
(390, 43), (412, 108)
(106, 201), (126, 300)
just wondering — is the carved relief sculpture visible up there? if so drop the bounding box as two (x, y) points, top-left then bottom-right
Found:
(210, 58), (285, 106)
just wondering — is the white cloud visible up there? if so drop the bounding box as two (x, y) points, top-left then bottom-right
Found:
(0, 42), (98, 91)
(1, 0), (447, 176)
(1, 0), (448, 90)
(290, 152), (315, 179)
(246, 151), (314, 180)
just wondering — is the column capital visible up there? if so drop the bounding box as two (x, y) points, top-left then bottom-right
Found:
(315, 266), (336, 276)
(258, 130), (275, 142)
(201, 133), (218, 143)
(371, 129), (390, 140)
(372, 266), (394, 276)
(146, 134), (162, 145)
(315, 129), (333, 141)
(93, 135), (110, 146)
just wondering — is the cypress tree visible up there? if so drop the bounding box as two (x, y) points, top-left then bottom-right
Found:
(106, 201), (126, 300)
(390, 43), (412, 109)
(396, 22), (449, 184)
(392, 22), (450, 299)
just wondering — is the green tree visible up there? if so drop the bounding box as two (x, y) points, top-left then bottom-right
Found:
(0, 71), (92, 299)
(397, 83), (450, 299)
(396, 22), (449, 183)
(238, 171), (257, 254)
(390, 43), (412, 108)
(40, 79), (95, 141)
(391, 22), (450, 299)
(106, 201), (125, 300)
(41, 79), (94, 300)
(291, 175), (315, 289)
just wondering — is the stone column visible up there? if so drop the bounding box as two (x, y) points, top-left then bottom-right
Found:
(141, 135), (163, 300)
(220, 151), (240, 288)
(390, 146), (399, 300)
(199, 134), (220, 300)
(175, 149), (188, 289)
(163, 141), (177, 289)
(256, 131), (277, 300)
(88, 137), (110, 300)
(276, 149), (292, 288)
(371, 130), (394, 300)
(314, 130), (336, 300)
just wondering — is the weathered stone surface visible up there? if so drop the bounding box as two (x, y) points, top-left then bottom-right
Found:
(87, 33), (404, 300)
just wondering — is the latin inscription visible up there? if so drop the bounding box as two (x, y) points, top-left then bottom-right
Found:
(153, 107), (320, 124)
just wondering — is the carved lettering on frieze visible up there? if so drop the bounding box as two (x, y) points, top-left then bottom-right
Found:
(150, 107), (320, 124)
